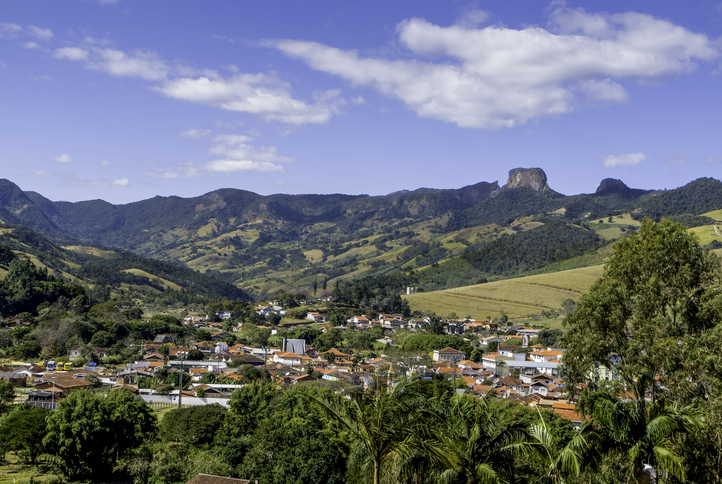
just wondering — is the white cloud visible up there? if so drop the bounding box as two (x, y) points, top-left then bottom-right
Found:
(23, 42), (40, 50)
(144, 134), (293, 178)
(28, 25), (52, 40)
(158, 73), (342, 125)
(602, 152), (646, 168)
(144, 168), (180, 179)
(0, 23), (22, 39)
(34, 171), (45, 176)
(98, 0), (119, 4)
(352, 96), (365, 104)
(100, 160), (111, 166)
(89, 48), (168, 80)
(54, 47), (89, 61)
(54, 153), (73, 163)
(273, 7), (717, 129)
(48, 40), (335, 125)
(57, 174), (130, 187)
(181, 129), (211, 139)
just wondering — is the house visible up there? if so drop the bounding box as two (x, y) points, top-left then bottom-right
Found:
(210, 332), (231, 342)
(306, 312), (326, 322)
(0, 372), (26, 387)
(215, 311), (234, 320)
(432, 347), (465, 363)
(530, 349), (564, 363)
(153, 334), (175, 345)
(272, 352), (312, 368)
(346, 315), (369, 324)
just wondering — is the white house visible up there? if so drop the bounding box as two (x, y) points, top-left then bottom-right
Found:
(432, 347), (465, 363)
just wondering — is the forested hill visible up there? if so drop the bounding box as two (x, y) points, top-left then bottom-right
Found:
(0, 172), (719, 296)
(0, 224), (250, 303)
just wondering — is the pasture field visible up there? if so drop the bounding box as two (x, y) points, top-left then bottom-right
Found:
(123, 268), (182, 290)
(689, 225), (722, 246)
(703, 209), (722, 221)
(404, 265), (604, 321)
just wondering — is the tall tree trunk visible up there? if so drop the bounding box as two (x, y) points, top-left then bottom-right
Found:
(374, 459), (381, 484)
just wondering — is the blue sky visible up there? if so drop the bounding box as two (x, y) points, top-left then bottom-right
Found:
(2, 1), (722, 204)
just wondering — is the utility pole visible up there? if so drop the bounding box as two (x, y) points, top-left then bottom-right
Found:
(177, 352), (184, 409)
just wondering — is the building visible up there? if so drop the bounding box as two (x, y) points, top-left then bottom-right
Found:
(432, 347), (465, 363)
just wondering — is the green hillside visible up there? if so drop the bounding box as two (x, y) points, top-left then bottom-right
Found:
(404, 265), (605, 321)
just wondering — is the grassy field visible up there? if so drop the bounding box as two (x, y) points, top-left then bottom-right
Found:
(689, 225), (722, 246)
(404, 265), (604, 322)
(0, 454), (62, 484)
(703, 209), (722, 221)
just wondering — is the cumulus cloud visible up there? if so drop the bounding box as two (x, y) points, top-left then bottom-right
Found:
(54, 47), (89, 61)
(273, 7), (717, 129)
(181, 129), (211, 139)
(24, 42), (40, 50)
(158, 74), (342, 125)
(48, 40), (338, 125)
(54, 153), (73, 163)
(602, 152), (646, 168)
(145, 134), (293, 178)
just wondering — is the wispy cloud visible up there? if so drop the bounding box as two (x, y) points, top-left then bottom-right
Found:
(47, 38), (341, 125)
(273, 6), (718, 129)
(28, 26), (52, 40)
(181, 129), (211, 139)
(602, 152), (646, 168)
(58, 174), (130, 187)
(145, 134), (293, 178)
(54, 153), (73, 163)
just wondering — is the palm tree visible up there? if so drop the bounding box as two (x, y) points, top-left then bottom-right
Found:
(429, 394), (528, 484)
(528, 407), (599, 484)
(590, 392), (702, 483)
(310, 381), (420, 484)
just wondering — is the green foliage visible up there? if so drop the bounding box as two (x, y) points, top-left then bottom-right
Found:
(636, 177), (722, 221)
(0, 380), (15, 413)
(0, 404), (50, 465)
(562, 218), (721, 399)
(159, 404), (227, 448)
(402, 334), (464, 352)
(227, 381), (281, 437)
(44, 389), (157, 480)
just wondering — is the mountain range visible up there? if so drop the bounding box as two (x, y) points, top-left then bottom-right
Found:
(1, 168), (721, 298)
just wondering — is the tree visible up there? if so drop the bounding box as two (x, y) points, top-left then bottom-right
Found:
(527, 408), (599, 484)
(0, 381), (15, 413)
(429, 394), (527, 484)
(186, 348), (205, 360)
(159, 404), (227, 448)
(227, 381), (281, 436)
(0, 404), (50, 465)
(562, 218), (721, 400)
(311, 382), (419, 484)
(586, 389), (702, 483)
(44, 389), (157, 480)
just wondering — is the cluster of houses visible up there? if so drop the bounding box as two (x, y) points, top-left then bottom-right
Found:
(0, 303), (616, 428)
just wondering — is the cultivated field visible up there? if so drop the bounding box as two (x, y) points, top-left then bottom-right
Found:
(404, 265), (604, 322)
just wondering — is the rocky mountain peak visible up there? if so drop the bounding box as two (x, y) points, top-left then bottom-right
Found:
(595, 178), (635, 198)
(504, 168), (551, 192)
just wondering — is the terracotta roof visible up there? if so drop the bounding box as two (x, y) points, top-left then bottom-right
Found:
(436, 347), (464, 353)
